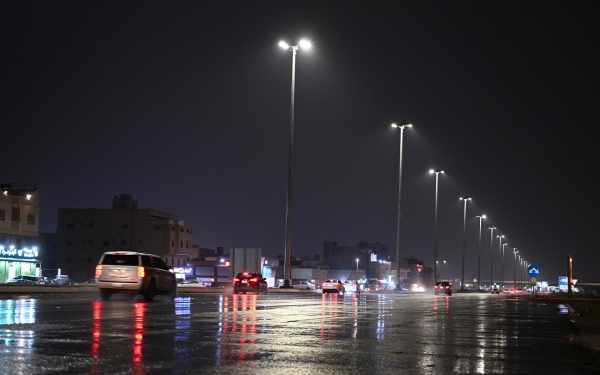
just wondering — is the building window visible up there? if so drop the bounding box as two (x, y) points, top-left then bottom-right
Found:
(66, 240), (73, 245)
(66, 258), (72, 263)
(171, 240), (174, 247)
(12, 207), (20, 221)
(138, 240), (142, 244)
(103, 241), (110, 246)
(27, 214), (35, 225)
(67, 223), (73, 229)
(0, 209), (5, 221)
(89, 223), (94, 228)
(186, 229), (189, 233)
(88, 239), (93, 245)
(154, 226), (160, 230)
(180, 240), (183, 247)
(180, 228), (183, 232)
(186, 241), (189, 249)
(121, 224), (129, 229)
(121, 240), (127, 245)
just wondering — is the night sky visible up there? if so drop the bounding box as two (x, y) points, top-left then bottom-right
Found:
(2, 2), (599, 283)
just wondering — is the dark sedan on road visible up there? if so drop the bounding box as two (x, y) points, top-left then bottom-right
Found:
(233, 272), (268, 294)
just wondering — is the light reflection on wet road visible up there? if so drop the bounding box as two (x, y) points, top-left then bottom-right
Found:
(0, 293), (598, 374)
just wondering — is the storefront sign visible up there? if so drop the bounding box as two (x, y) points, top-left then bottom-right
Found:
(0, 246), (39, 259)
(173, 267), (193, 275)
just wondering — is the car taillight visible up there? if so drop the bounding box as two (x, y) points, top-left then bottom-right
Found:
(95, 265), (102, 276)
(445, 286), (450, 289)
(250, 278), (258, 282)
(434, 285), (438, 289)
(233, 278), (239, 282)
(138, 266), (145, 278)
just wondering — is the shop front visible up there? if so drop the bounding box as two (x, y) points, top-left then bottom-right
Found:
(0, 246), (42, 283)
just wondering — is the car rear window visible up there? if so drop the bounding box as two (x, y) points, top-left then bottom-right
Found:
(101, 254), (139, 266)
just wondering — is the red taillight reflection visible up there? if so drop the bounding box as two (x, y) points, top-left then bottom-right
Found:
(250, 278), (258, 282)
(95, 265), (102, 276)
(233, 278), (240, 282)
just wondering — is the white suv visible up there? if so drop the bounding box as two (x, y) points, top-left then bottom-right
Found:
(95, 251), (177, 301)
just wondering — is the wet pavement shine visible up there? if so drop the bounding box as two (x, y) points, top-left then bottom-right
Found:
(0, 292), (598, 374)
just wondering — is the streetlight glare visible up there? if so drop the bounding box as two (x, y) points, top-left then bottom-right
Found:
(482, 215), (487, 219)
(278, 41), (289, 49)
(391, 123), (398, 128)
(299, 40), (311, 49)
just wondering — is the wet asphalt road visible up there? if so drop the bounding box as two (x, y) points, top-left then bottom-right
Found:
(0, 292), (598, 375)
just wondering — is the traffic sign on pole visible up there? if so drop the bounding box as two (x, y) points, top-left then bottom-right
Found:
(531, 277), (537, 283)
(528, 264), (540, 277)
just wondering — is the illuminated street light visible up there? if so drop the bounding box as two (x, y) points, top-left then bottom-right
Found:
(391, 122), (413, 289)
(430, 169), (444, 283)
(459, 197), (472, 290)
(476, 215), (486, 290)
(501, 243), (508, 288)
(513, 248), (518, 289)
(356, 258), (359, 279)
(489, 226), (496, 288)
(496, 233), (504, 285)
(279, 39), (311, 288)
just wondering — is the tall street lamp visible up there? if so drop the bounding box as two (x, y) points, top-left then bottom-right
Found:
(513, 248), (518, 289)
(501, 243), (508, 288)
(496, 234), (504, 286)
(476, 215), (486, 290)
(489, 226), (496, 288)
(459, 197), (472, 290)
(392, 122), (412, 289)
(356, 258), (359, 280)
(279, 39), (311, 288)
(430, 169), (444, 283)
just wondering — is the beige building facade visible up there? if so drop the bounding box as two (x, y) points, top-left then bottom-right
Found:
(56, 194), (193, 281)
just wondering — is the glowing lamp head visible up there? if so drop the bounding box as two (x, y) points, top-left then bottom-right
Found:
(278, 41), (289, 49)
(299, 39), (311, 49)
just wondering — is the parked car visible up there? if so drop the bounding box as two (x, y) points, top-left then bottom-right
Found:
(434, 281), (452, 295)
(491, 285), (500, 294)
(95, 251), (178, 301)
(6, 275), (45, 284)
(343, 280), (360, 294)
(51, 275), (72, 286)
(6, 278), (36, 285)
(233, 272), (268, 294)
(178, 280), (208, 288)
(322, 279), (345, 295)
(293, 281), (316, 290)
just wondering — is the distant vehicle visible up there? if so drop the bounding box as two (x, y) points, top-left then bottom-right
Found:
(7, 275), (45, 284)
(322, 279), (345, 295)
(411, 284), (426, 292)
(505, 288), (516, 294)
(52, 275), (72, 286)
(6, 279), (36, 285)
(292, 281), (316, 290)
(343, 280), (360, 294)
(178, 280), (207, 288)
(434, 281), (452, 296)
(491, 285), (500, 294)
(233, 272), (268, 294)
(95, 251), (178, 301)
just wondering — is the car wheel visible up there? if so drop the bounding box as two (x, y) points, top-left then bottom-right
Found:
(143, 281), (156, 301)
(100, 289), (112, 301)
(306, 287), (310, 290)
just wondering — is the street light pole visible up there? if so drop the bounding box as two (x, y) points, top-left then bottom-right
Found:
(392, 122), (412, 289)
(476, 215), (486, 290)
(430, 170), (444, 284)
(489, 226), (496, 288)
(279, 39), (311, 288)
(501, 243), (507, 289)
(513, 248), (518, 289)
(459, 197), (472, 290)
(496, 234), (504, 286)
(356, 258), (359, 280)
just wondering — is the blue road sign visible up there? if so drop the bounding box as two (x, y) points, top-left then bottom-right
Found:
(528, 264), (541, 277)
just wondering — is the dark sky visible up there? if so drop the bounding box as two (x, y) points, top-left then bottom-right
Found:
(2, 1), (599, 283)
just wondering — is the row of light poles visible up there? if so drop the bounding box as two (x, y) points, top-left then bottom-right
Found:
(277, 38), (531, 291)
